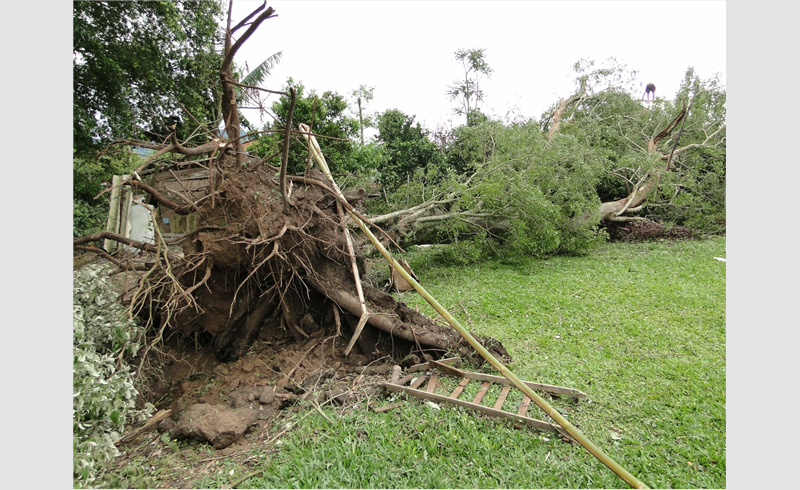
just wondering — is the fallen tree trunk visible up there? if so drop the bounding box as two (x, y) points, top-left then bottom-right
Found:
(598, 102), (689, 222)
(306, 273), (509, 363)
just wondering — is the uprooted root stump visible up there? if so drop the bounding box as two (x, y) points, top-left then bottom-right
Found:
(130, 164), (509, 365)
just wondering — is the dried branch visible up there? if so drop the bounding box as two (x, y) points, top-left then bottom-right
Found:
(230, 0), (267, 34)
(74, 246), (142, 271)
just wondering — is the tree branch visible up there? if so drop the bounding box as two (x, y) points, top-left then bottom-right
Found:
(222, 78), (288, 96)
(74, 246), (142, 271)
(221, 5), (276, 73)
(74, 231), (164, 255)
(648, 104), (687, 153)
(659, 123), (726, 160)
(547, 90), (585, 141)
(127, 180), (195, 215)
(230, 0), (266, 35)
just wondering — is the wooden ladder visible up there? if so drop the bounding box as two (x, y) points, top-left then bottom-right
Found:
(383, 359), (587, 435)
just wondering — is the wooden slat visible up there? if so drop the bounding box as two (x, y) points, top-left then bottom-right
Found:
(493, 385), (511, 410)
(449, 378), (470, 399)
(409, 375), (428, 389)
(517, 396), (531, 417)
(383, 383), (561, 434)
(429, 361), (587, 399)
(426, 374), (438, 393)
(472, 381), (491, 405)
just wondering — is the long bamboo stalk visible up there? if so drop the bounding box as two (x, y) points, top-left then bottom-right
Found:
(299, 125), (648, 489)
(298, 124), (368, 356)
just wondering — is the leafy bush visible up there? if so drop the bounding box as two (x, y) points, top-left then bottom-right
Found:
(73, 197), (108, 239)
(374, 108), (444, 187)
(441, 120), (606, 260)
(73, 149), (136, 238)
(73, 264), (153, 488)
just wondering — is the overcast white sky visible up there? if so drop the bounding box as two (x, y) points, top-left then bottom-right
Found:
(230, 0), (726, 132)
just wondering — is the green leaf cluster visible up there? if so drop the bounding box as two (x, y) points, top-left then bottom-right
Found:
(374, 109), (444, 188)
(73, 147), (145, 237)
(73, 264), (154, 488)
(248, 79), (360, 175)
(562, 67), (726, 232)
(443, 119), (607, 260)
(73, 0), (224, 156)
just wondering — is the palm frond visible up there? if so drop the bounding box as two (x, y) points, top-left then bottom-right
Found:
(241, 51), (284, 88)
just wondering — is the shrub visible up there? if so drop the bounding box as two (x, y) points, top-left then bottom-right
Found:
(73, 264), (153, 488)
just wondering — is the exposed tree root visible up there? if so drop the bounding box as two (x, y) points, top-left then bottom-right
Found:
(72, 0), (511, 367)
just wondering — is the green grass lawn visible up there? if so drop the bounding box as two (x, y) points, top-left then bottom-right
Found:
(145, 237), (727, 489)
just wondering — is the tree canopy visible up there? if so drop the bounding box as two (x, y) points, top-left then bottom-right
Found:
(73, 0), (224, 156)
(447, 48), (493, 125)
(374, 109), (444, 188)
(247, 78), (360, 175)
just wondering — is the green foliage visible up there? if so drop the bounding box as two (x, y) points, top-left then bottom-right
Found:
(370, 60), (724, 259)
(375, 109), (444, 187)
(351, 84), (376, 145)
(73, 197), (108, 239)
(340, 141), (384, 178)
(616, 69), (726, 232)
(73, 264), (154, 488)
(443, 112), (503, 176)
(73, 148), (142, 237)
(539, 62), (726, 234)
(73, 0), (224, 156)
(248, 79), (359, 175)
(422, 119), (606, 262)
(447, 48), (494, 123)
(239, 52), (284, 93)
(568, 57), (640, 97)
(651, 69), (726, 232)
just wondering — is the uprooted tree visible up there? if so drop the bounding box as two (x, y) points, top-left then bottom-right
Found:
(359, 59), (725, 252)
(74, 1), (509, 365)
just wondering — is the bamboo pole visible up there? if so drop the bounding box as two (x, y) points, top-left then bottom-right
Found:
(298, 124), (368, 356)
(299, 126), (649, 489)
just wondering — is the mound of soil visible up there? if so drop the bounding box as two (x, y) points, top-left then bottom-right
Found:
(133, 303), (417, 454)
